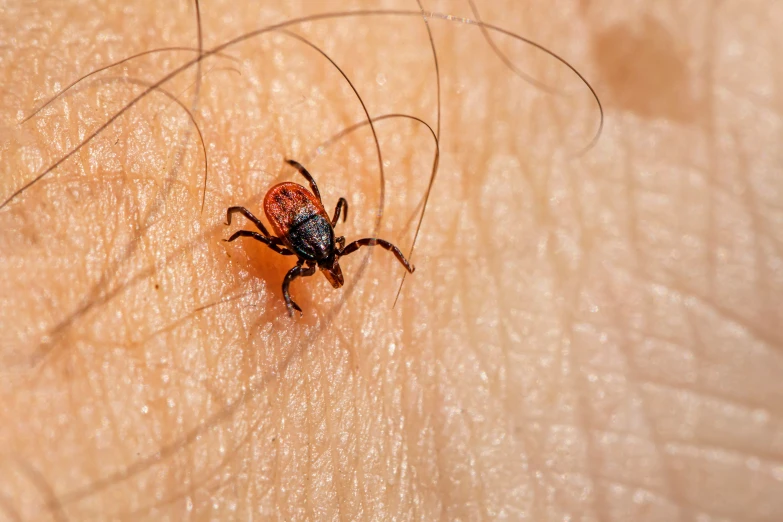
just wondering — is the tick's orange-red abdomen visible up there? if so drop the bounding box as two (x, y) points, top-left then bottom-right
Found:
(263, 183), (327, 235)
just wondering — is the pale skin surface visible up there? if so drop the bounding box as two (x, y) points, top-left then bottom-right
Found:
(0, 0), (782, 520)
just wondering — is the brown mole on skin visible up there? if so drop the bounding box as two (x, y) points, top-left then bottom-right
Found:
(589, 15), (699, 123)
(223, 160), (415, 317)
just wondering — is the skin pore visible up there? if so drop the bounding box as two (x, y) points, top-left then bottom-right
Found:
(1, 0), (782, 519)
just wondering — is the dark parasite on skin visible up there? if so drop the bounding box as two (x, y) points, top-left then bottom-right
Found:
(224, 159), (415, 317)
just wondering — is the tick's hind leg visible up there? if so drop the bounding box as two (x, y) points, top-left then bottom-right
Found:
(285, 159), (322, 203)
(282, 261), (317, 317)
(340, 238), (415, 273)
(226, 206), (273, 237)
(224, 230), (293, 256)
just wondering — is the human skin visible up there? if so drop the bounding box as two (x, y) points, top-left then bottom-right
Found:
(1, 0), (782, 520)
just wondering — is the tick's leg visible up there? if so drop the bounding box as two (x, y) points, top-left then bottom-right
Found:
(340, 238), (415, 273)
(285, 159), (322, 203)
(331, 197), (348, 227)
(335, 236), (346, 250)
(224, 230), (294, 256)
(226, 206), (273, 237)
(282, 261), (317, 317)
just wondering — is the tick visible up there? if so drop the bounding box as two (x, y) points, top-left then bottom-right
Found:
(224, 159), (415, 317)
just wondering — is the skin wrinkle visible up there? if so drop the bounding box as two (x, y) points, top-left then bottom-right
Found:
(303, 347), (315, 520)
(317, 345), (342, 519)
(612, 93), (701, 522)
(33, 175), (226, 365)
(551, 239), (590, 520)
(643, 265), (783, 359)
(610, 91), (681, 520)
(462, 178), (500, 516)
(531, 153), (595, 519)
(119, 404), (264, 519)
(704, 3), (720, 304)
(735, 136), (771, 332)
(639, 379), (782, 463)
(607, 276), (691, 520)
(1, 0), (783, 520)
(20, 47), (239, 124)
(564, 277), (603, 521)
(628, 277), (773, 519)
(37, 129), (197, 363)
(400, 323), (417, 518)
(555, 237), (598, 522)
(4, 459), (66, 522)
(0, 491), (22, 522)
(484, 147), (548, 514)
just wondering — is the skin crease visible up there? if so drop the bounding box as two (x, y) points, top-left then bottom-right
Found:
(0, 0), (782, 520)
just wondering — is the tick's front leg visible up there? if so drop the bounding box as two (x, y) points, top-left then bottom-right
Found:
(282, 261), (317, 317)
(331, 198), (348, 227)
(284, 159), (322, 203)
